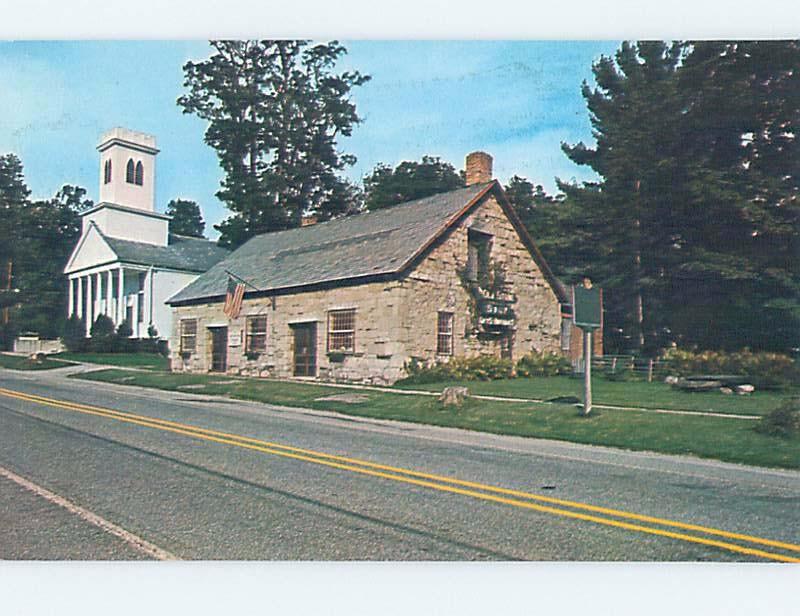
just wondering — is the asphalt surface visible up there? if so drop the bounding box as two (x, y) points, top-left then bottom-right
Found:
(1, 365), (798, 561)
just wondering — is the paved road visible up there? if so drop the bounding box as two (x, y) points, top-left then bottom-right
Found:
(0, 366), (798, 561)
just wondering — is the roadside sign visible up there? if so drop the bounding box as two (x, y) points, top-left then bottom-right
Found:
(572, 278), (602, 416)
(572, 279), (602, 331)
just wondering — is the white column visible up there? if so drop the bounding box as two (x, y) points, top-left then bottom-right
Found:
(117, 268), (125, 325)
(106, 269), (113, 317)
(132, 282), (139, 338)
(67, 277), (74, 318)
(76, 277), (83, 319)
(95, 273), (102, 320)
(85, 275), (93, 336)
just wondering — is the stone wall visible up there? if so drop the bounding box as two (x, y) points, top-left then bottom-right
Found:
(170, 279), (409, 385)
(398, 193), (562, 364)
(169, 192), (564, 383)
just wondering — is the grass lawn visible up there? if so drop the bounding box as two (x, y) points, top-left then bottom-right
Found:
(0, 353), (72, 371)
(74, 368), (800, 470)
(394, 376), (790, 417)
(53, 352), (169, 371)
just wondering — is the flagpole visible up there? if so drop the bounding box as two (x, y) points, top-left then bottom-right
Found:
(224, 270), (262, 292)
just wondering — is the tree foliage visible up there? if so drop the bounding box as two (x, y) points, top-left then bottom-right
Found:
(0, 153), (87, 346)
(363, 156), (464, 210)
(178, 40), (370, 248)
(558, 40), (800, 353)
(166, 198), (206, 237)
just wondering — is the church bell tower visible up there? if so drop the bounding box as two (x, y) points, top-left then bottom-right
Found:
(97, 127), (159, 212)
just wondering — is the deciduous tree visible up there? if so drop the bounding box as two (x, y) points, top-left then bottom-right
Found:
(178, 40), (369, 248)
(363, 156), (464, 210)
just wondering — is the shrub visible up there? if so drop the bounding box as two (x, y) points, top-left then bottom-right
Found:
(115, 320), (134, 353)
(401, 355), (514, 384)
(89, 315), (116, 352)
(661, 348), (798, 390)
(755, 398), (800, 438)
(62, 315), (87, 352)
(516, 351), (572, 377)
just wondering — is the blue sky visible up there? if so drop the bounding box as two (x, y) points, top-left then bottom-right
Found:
(0, 40), (619, 237)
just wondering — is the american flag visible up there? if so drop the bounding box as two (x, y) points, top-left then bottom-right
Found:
(223, 276), (246, 319)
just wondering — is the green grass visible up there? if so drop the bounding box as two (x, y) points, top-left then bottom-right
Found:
(394, 375), (789, 416)
(0, 353), (72, 371)
(53, 352), (169, 371)
(73, 368), (800, 470)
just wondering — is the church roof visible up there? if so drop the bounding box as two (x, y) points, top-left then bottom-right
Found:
(168, 181), (568, 306)
(102, 232), (230, 273)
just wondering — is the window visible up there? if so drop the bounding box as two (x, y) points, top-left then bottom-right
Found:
(467, 230), (492, 283)
(135, 161), (144, 186)
(561, 318), (572, 351)
(126, 158), (135, 183)
(327, 309), (356, 352)
(437, 311), (454, 355)
(180, 319), (197, 353)
(246, 315), (267, 354)
(103, 159), (112, 184)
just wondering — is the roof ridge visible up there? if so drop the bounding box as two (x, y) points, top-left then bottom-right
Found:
(236, 182), (491, 245)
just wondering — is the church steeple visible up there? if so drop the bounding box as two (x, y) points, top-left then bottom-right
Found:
(97, 127), (159, 212)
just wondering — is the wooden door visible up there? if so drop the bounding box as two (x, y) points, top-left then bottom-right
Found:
(292, 323), (317, 377)
(210, 327), (228, 372)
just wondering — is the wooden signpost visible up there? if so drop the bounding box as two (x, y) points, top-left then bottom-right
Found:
(572, 278), (602, 416)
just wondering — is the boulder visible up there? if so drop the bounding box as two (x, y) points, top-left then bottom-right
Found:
(439, 386), (469, 407)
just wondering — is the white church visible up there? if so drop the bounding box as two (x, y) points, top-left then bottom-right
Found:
(64, 128), (228, 340)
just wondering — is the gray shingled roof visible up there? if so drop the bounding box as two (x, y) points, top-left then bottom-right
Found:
(168, 183), (492, 304)
(102, 232), (230, 273)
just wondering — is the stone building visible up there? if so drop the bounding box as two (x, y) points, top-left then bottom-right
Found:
(167, 152), (599, 383)
(64, 128), (228, 339)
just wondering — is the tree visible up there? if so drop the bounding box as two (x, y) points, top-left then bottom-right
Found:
(166, 199), (206, 237)
(502, 176), (583, 282)
(15, 186), (85, 340)
(562, 41), (685, 353)
(363, 156), (464, 211)
(178, 40), (370, 248)
(561, 40), (800, 353)
(0, 154), (30, 345)
(0, 160), (88, 348)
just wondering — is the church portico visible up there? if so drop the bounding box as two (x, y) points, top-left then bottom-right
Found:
(67, 264), (150, 337)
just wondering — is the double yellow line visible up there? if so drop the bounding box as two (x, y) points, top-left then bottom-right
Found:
(1, 385), (798, 563)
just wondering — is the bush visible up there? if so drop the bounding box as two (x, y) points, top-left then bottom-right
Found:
(662, 348), (798, 390)
(401, 355), (514, 384)
(755, 398), (800, 438)
(62, 315), (87, 352)
(115, 320), (134, 353)
(516, 351), (572, 377)
(89, 315), (116, 352)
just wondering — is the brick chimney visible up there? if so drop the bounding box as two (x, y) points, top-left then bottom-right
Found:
(465, 151), (493, 185)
